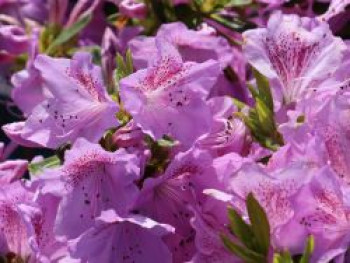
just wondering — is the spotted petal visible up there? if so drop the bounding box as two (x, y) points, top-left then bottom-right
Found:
(53, 138), (140, 239)
(69, 209), (174, 263)
(243, 12), (346, 103)
(120, 38), (220, 147)
(21, 52), (118, 148)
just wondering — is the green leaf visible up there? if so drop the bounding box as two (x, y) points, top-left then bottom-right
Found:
(247, 83), (259, 99)
(157, 136), (178, 148)
(210, 0), (252, 11)
(221, 235), (266, 263)
(116, 53), (127, 77)
(125, 49), (134, 75)
(227, 0), (252, 7)
(227, 207), (256, 250)
(273, 254), (282, 263)
(29, 156), (61, 176)
(299, 236), (314, 263)
(255, 98), (274, 134)
(253, 69), (273, 111)
(232, 98), (248, 110)
(116, 51), (134, 81)
(262, 138), (279, 151)
(247, 109), (261, 133)
(273, 251), (293, 263)
(273, 236), (314, 263)
(209, 14), (246, 31)
(39, 24), (61, 53)
(46, 14), (92, 54)
(100, 129), (117, 152)
(235, 68), (284, 151)
(246, 193), (270, 256)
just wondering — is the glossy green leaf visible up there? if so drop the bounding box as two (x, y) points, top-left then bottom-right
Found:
(116, 51), (134, 82)
(46, 14), (92, 54)
(262, 138), (279, 151)
(273, 251), (293, 263)
(246, 193), (270, 256)
(116, 53), (126, 75)
(29, 155), (61, 176)
(255, 98), (274, 134)
(228, 207), (256, 250)
(221, 235), (266, 263)
(247, 83), (259, 99)
(253, 68), (273, 111)
(125, 49), (134, 75)
(232, 98), (248, 110)
(227, 0), (252, 7)
(209, 14), (246, 31)
(235, 68), (284, 151)
(299, 236), (315, 263)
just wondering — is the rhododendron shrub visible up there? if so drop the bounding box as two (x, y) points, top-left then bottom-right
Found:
(0, 0), (349, 262)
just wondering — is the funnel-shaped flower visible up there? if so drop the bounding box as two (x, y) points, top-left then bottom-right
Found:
(21, 52), (118, 148)
(120, 38), (220, 147)
(243, 12), (346, 103)
(69, 209), (174, 263)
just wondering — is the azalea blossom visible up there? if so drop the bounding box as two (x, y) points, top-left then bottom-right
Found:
(69, 209), (174, 263)
(19, 52), (119, 148)
(243, 12), (346, 103)
(120, 37), (220, 147)
(1, 1), (350, 262)
(48, 138), (140, 239)
(129, 22), (233, 70)
(134, 148), (219, 262)
(0, 182), (33, 260)
(290, 167), (350, 261)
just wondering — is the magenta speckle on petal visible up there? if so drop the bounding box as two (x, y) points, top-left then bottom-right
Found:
(1, 2), (350, 262)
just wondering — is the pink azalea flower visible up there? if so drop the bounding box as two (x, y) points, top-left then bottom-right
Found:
(190, 196), (237, 263)
(69, 209), (174, 263)
(225, 164), (307, 227)
(18, 192), (67, 262)
(19, 52), (119, 149)
(129, 22), (233, 70)
(196, 97), (249, 157)
(2, 122), (43, 148)
(120, 38), (220, 147)
(206, 161), (312, 252)
(134, 148), (219, 262)
(51, 138), (140, 239)
(266, 136), (328, 172)
(0, 0), (48, 24)
(0, 181), (33, 260)
(0, 143), (3, 158)
(11, 28), (45, 116)
(243, 12), (346, 103)
(111, 120), (144, 149)
(11, 68), (46, 117)
(289, 166), (350, 261)
(310, 93), (350, 184)
(0, 25), (29, 64)
(0, 159), (28, 185)
(190, 210), (235, 263)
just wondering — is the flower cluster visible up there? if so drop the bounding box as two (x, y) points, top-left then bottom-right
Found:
(0, 0), (349, 262)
